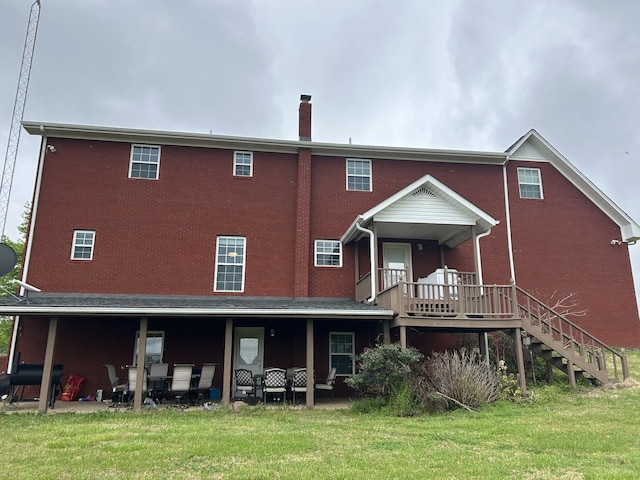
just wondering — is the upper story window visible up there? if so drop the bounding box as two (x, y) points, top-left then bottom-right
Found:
(330, 332), (355, 376)
(71, 230), (95, 260)
(346, 159), (372, 191)
(517, 167), (543, 199)
(214, 236), (246, 292)
(234, 151), (253, 177)
(129, 145), (161, 180)
(315, 240), (342, 267)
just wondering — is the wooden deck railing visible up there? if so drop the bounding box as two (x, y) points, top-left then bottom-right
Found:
(376, 281), (516, 318)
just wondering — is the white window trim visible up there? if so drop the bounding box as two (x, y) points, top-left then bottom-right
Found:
(346, 158), (372, 192)
(517, 167), (544, 199)
(129, 144), (161, 180)
(71, 230), (95, 260)
(233, 151), (253, 177)
(329, 331), (355, 376)
(314, 239), (342, 267)
(214, 236), (247, 292)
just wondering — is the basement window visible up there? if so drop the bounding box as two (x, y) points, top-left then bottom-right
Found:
(330, 332), (354, 375)
(517, 167), (543, 199)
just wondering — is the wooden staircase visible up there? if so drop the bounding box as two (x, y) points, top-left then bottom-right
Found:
(515, 286), (629, 386)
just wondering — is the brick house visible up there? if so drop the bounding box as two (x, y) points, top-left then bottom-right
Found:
(1, 95), (638, 411)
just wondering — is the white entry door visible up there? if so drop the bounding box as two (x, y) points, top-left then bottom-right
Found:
(382, 243), (412, 290)
(233, 327), (264, 378)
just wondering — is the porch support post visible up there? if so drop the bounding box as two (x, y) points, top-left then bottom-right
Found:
(37, 316), (58, 413)
(133, 317), (148, 411)
(222, 318), (233, 406)
(382, 319), (390, 344)
(471, 225), (479, 280)
(399, 325), (407, 350)
(514, 327), (527, 394)
(478, 332), (490, 366)
(372, 223), (379, 294)
(306, 319), (314, 407)
(566, 360), (576, 387)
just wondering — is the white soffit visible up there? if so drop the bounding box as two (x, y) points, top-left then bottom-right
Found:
(507, 129), (640, 242)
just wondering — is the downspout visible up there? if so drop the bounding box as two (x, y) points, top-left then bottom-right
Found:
(475, 228), (492, 366)
(502, 161), (516, 283)
(355, 219), (376, 303)
(8, 126), (47, 372)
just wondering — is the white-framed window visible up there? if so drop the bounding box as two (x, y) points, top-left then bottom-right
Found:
(214, 236), (246, 292)
(330, 332), (355, 376)
(129, 144), (161, 180)
(315, 240), (342, 267)
(71, 230), (95, 260)
(234, 151), (253, 177)
(133, 331), (165, 366)
(517, 167), (543, 199)
(346, 159), (372, 191)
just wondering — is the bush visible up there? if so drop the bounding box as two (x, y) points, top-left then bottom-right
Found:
(345, 343), (423, 398)
(423, 349), (499, 410)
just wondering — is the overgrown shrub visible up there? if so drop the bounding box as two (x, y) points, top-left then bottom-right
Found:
(345, 343), (423, 398)
(424, 348), (499, 409)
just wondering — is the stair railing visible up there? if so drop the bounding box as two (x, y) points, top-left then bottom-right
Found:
(515, 286), (628, 382)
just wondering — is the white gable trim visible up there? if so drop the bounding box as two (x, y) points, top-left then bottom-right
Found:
(341, 174), (499, 244)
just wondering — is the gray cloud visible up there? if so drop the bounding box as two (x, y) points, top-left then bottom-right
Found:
(1, 0), (639, 298)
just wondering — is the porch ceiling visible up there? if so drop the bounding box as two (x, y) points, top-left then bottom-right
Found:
(374, 221), (473, 244)
(0, 293), (394, 320)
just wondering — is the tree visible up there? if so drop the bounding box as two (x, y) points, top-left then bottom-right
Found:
(0, 204), (30, 355)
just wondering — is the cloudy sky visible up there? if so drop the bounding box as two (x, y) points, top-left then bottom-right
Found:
(1, 0), (639, 291)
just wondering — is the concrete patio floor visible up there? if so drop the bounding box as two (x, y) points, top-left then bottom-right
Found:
(1, 396), (351, 414)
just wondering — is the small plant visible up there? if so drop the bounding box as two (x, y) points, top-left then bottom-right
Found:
(497, 359), (522, 401)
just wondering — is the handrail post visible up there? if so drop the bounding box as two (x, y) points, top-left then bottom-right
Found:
(621, 349), (629, 380)
(510, 282), (519, 320)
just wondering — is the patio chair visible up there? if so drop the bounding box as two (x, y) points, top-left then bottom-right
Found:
(148, 362), (169, 401)
(169, 364), (194, 407)
(234, 368), (257, 403)
(315, 367), (337, 402)
(104, 364), (127, 406)
(127, 365), (148, 406)
(262, 367), (287, 404)
(290, 368), (309, 405)
(192, 363), (216, 404)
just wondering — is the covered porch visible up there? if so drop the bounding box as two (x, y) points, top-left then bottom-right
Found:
(0, 294), (392, 413)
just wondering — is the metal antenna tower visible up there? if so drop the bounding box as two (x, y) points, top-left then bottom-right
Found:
(0, 0), (41, 238)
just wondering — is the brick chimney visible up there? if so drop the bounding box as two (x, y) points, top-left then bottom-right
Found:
(299, 94), (312, 141)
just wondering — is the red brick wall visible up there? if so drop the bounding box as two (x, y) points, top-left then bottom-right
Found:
(28, 139), (299, 296)
(506, 161), (640, 346)
(23, 137), (640, 348)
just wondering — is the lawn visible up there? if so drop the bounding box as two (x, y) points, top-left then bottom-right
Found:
(1, 351), (639, 479)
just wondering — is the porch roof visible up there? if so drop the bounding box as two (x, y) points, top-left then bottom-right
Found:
(0, 293), (394, 319)
(341, 174), (499, 247)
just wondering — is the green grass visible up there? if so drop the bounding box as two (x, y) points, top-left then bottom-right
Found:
(2, 351), (640, 479)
